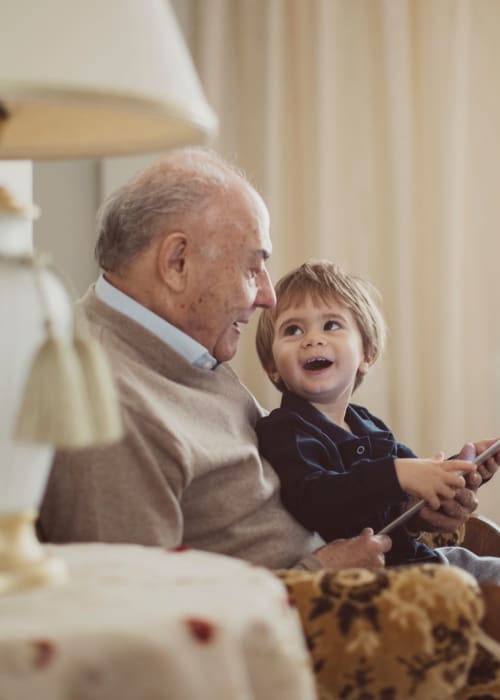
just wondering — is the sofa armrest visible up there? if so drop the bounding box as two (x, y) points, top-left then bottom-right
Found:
(462, 514), (500, 557)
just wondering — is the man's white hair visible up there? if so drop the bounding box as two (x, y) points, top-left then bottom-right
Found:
(95, 147), (253, 272)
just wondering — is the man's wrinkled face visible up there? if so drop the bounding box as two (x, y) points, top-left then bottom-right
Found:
(182, 183), (276, 363)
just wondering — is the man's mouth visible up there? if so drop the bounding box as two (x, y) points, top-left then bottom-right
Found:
(232, 319), (248, 333)
(303, 357), (333, 371)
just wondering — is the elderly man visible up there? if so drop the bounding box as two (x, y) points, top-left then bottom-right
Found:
(38, 148), (500, 698)
(39, 147), (496, 565)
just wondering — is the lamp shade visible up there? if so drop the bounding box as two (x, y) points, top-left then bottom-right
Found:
(0, 0), (217, 159)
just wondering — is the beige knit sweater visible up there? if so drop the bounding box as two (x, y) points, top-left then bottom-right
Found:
(39, 286), (321, 569)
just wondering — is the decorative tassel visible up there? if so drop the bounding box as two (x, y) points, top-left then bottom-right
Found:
(0, 185), (40, 218)
(73, 333), (123, 444)
(13, 254), (123, 448)
(15, 326), (95, 448)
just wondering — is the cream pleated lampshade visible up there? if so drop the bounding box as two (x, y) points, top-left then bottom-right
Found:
(0, 0), (217, 159)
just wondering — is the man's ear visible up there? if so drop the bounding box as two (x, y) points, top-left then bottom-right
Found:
(157, 232), (189, 292)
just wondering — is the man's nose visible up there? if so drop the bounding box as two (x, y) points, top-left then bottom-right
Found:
(255, 268), (276, 309)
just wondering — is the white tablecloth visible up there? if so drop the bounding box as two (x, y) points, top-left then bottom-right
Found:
(0, 543), (316, 700)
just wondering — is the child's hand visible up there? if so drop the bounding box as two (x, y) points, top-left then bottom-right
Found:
(395, 455), (478, 510)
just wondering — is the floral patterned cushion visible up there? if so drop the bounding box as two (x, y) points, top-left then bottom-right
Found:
(275, 564), (500, 700)
(418, 523), (466, 549)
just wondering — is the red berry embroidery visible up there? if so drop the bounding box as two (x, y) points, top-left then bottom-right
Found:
(32, 640), (55, 669)
(169, 544), (191, 552)
(185, 618), (215, 643)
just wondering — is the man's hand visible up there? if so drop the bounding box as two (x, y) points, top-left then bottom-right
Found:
(313, 528), (392, 569)
(467, 438), (500, 485)
(414, 486), (479, 532)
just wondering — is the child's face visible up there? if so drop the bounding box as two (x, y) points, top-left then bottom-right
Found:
(270, 294), (371, 408)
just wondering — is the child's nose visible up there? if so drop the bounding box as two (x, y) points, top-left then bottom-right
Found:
(302, 333), (326, 347)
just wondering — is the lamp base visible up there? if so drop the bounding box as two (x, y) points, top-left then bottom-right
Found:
(0, 510), (67, 595)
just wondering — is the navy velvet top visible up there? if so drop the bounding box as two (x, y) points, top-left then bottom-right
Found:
(256, 391), (442, 566)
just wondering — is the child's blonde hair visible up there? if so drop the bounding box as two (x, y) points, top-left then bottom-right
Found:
(256, 259), (387, 392)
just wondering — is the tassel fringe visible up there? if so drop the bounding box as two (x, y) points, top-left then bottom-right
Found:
(13, 255), (123, 448)
(15, 335), (95, 448)
(74, 334), (123, 444)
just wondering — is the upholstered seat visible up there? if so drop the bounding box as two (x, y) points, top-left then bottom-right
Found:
(275, 513), (500, 700)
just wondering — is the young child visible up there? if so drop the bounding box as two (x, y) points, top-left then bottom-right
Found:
(255, 259), (500, 580)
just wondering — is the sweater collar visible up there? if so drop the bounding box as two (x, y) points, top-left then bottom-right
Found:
(95, 274), (217, 370)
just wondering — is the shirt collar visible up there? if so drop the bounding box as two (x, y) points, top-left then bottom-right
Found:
(281, 391), (391, 439)
(95, 274), (217, 370)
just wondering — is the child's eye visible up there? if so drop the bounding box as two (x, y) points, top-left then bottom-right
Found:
(324, 320), (340, 331)
(283, 324), (302, 336)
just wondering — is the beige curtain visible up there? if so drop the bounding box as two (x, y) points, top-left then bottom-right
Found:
(173, 0), (500, 518)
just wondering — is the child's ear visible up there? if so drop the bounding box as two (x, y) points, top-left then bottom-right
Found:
(358, 355), (374, 375)
(270, 370), (281, 384)
(267, 362), (280, 385)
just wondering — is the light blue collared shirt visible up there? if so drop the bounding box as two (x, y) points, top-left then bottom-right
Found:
(95, 275), (217, 370)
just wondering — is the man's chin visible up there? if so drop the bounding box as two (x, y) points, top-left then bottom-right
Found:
(213, 337), (239, 364)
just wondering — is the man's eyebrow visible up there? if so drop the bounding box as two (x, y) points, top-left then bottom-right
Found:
(251, 248), (271, 262)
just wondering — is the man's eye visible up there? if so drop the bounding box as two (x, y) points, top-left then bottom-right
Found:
(284, 324), (302, 336)
(324, 320), (340, 331)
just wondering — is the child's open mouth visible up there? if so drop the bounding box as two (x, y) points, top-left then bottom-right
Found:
(303, 357), (332, 371)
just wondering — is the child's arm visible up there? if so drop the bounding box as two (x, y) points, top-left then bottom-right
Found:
(394, 456), (477, 510)
(381, 441), (500, 534)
